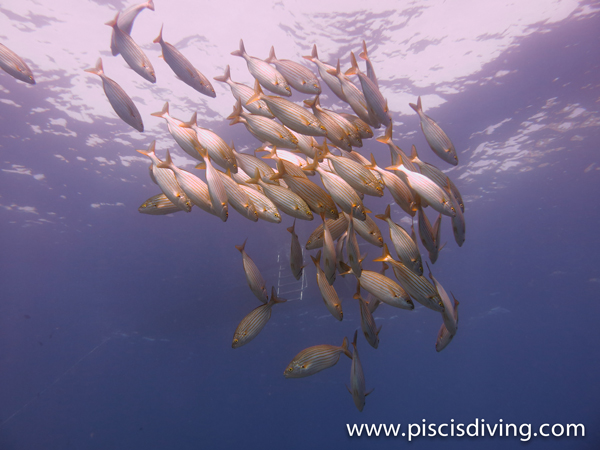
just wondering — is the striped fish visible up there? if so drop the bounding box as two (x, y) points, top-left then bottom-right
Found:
(429, 213), (443, 264)
(216, 169), (258, 222)
(339, 262), (413, 310)
(302, 45), (346, 102)
(235, 239), (269, 303)
(110, 0), (154, 56)
(287, 129), (319, 158)
(311, 250), (343, 320)
(358, 40), (378, 87)
(106, 13), (156, 83)
(319, 141), (383, 197)
(341, 151), (381, 183)
(196, 146), (228, 222)
(321, 214), (337, 285)
(214, 65), (274, 118)
(284, 336), (351, 378)
(136, 142), (192, 212)
(138, 193), (184, 215)
(0, 43), (35, 84)
(85, 58), (143, 132)
(417, 202), (437, 255)
(319, 107), (363, 148)
(427, 264), (457, 336)
(449, 189), (465, 247)
(232, 287), (286, 348)
(228, 99), (298, 150)
(345, 52), (391, 128)
(347, 330), (372, 412)
(151, 103), (203, 161)
(247, 80), (326, 137)
(265, 46), (321, 95)
(376, 205), (422, 275)
(436, 295), (459, 352)
(346, 211), (362, 277)
(304, 96), (353, 151)
(247, 169), (313, 221)
(354, 286), (381, 349)
(327, 60), (374, 127)
(231, 39), (291, 96)
(179, 119), (238, 173)
(377, 123), (418, 172)
(374, 244), (444, 312)
(233, 146), (277, 182)
(239, 184), (281, 223)
(340, 113), (373, 140)
(364, 262), (388, 314)
(306, 215), (348, 250)
(336, 231), (348, 270)
(348, 212), (384, 248)
(153, 25), (215, 98)
(388, 164), (457, 217)
(273, 159), (338, 219)
(410, 96), (458, 166)
(366, 154), (416, 217)
(155, 150), (215, 217)
(288, 220), (304, 280)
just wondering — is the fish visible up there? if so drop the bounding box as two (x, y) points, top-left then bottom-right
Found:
(151, 103), (203, 161)
(287, 220), (304, 280)
(0, 43), (35, 84)
(272, 158), (338, 219)
(428, 213), (444, 264)
(153, 25), (215, 98)
(347, 330), (372, 412)
(327, 60), (373, 126)
(179, 118), (238, 173)
(136, 141), (192, 212)
(364, 262), (388, 314)
(436, 295), (459, 352)
(345, 51), (391, 128)
(264, 46), (321, 95)
(346, 211), (362, 277)
(339, 262), (413, 310)
(232, 287), (286, 348)
(106, 13), (156, 83)
(305, 215), (348, 250)
(284, 336), (351, 378)
(138, 193), (185, 215)
(155, 150), (216, 217)
(232, 145), (277, 182)
(427, 264), (457, 336)
(84, 58), (143, 132)
(354, 286), (381, 349)
(213, 65), (274, 118)
(195, 146), (228, 222)
(227, 99), (299, 150)
(449, 189), (466, 247)
(231, 39), (291, 96)
(110, 0), (155, 56)
(302, 45), (346, 102)
(358, 40), (378, 87)
(235, 239), (269, 303)
(373, 244), (444, 312)
(417, 201), (437, 255)
(216, 169), (258, 222)
(376, 123), (418, 172)
(340, 113), (373, 140)
(375, 204), (422, 275)
(321, 214), (337, 285)
(247, 169), (313, 221)
(303, 96), (353, 151)
(311, 250), (343, 320)
(335, 231), (348, 270)
(239, 184), (282, 223)
(409, 96), (458, 166)
(247, 80), (326, 137)
(366, 154), (416, 217)
(347, 212), (384, 248)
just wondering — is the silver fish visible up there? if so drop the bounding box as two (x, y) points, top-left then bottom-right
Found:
(85, 58), (143, 132)
(409, 96), (458, 166)
(366, 154), (416, 217)
(311, 250), (343, 320)
(231, 39), (291, 96)
(0, 43), (35, 84)
(354, 286), (381, 349)
(110, 0), (155, 56)
(347, 330), (372, 412)
(305, 215), (348, 250)
(196, 146), (228, 222)
(328, 60), (374, 127)
(358, 40), (378, 87)
(239, 184), (282, 223)
(151, 103), (203, 161)
(304, 96), (353, 151)
(449, 189), (465, 247)
(235, 239), (269, 303)
(417, 201), (437, 255)
(216, 169), (258, 222)
(321, 214), (337, 285)
(232, 287), (286, 348)
(340, 113), (373, 140)
(154, 25), (215, 97)
(284, 337), (351, 378)
(377, 123), (418, 172)
(427, 264), (456, 336)
(265, 46), (321, 95)
(436, 295), (459, 352)
(214, 65), (274, 118)
(347, 212), (384, 248)
(302, 45), (346, 102)
(106, 13), (156, 83)
(179, 119), (238, 173)
(138, 193), (184, 215)
(288, 220), (304, 280)
(346, 211), (362, 277)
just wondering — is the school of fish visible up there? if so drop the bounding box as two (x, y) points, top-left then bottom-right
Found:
(1, 1), (467, 412)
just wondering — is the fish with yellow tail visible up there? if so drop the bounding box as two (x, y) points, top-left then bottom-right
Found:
(235, 239), (269, 303)
(284, 336), (351, 378)
(347, 330), (373, 412)
(311, 250), (343, 321)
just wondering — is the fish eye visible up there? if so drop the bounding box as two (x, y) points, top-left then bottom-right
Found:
(287, 367), (293, 372)
(302, 364), (307, 369)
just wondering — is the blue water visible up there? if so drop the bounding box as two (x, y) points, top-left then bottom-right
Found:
(1, 2), (599, 449)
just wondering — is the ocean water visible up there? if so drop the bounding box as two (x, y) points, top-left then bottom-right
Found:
(1, 1), (599, 449)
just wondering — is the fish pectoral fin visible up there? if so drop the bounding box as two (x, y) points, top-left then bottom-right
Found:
(365, 388), (374, 397)
(346, 384), (352, 394)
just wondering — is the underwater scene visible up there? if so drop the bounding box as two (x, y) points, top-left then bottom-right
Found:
(0, 0), (599, 449)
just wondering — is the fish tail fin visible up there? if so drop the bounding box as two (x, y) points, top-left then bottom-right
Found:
(352, 281), (361, 300)
(344, 52), (359, 76)
(151, 102), (169, 118)
(364, 153), (378, 170)
(245, 168), (261, 185)
(105, 12), (119, 28)
(411, 144), (418, 161)
(376, 122), (393, 144)
(265, 46), (276, 64)
(260, 144), (277, 160)
(234, 238), (247, 253)
(155, 149), (175, 170)
(226, 99), (242, 121)
(286, 218), (296, 234)
(359, 40), (368, 61)
(135, 140), (156, 158)
(372, 243), (391, 262)
(194, 162), (206, 170)
(84, 58), (104, 76)
(303, 96), (317, 109)
(246, 79), (263, 105)
(269, 286), (287, 304)
(146, 0), (155, 11)
(231, 39), (246, 57)
(374, 204), (391, 222)
(310, 249), (322, 267)
(342, 336), (352, 358)
(338, 261), (352, 276)
(213, 65), (231, 83)
(352, 330), (358, 348)
(153, 24), (163, 44)
(301, 156), (319, 172)
(409, 96), (422, 113)
(302, 44), (318, 62)
(178, 111), (197, 129)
